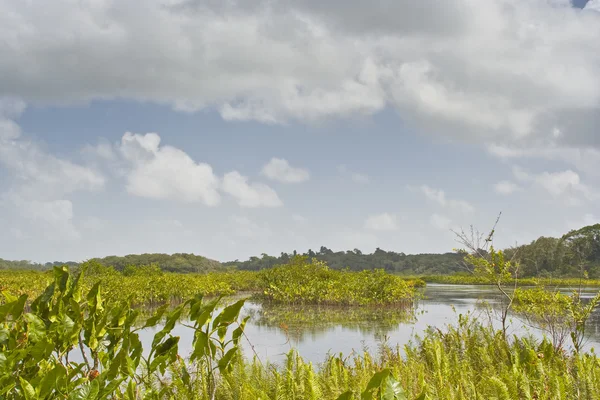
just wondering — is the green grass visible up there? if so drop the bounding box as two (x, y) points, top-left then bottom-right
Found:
(406, 274), (600, 287)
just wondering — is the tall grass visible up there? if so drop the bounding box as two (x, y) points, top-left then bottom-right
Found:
(173, 315), (600, 399)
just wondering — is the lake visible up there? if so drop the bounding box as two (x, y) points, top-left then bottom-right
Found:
(139, 283), (600, 365)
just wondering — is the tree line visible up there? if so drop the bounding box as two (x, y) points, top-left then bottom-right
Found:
(2, 223), (599, 277)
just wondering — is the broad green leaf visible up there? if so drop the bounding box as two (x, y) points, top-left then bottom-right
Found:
(24, 313), (46, 342)
(382, 374), (406, 400)
(19, 377), (36, 400)
(217, 347), (238, 373)
(126, 379), (137, 400)
(362, 369), (391, 400)
(213, 299), (245, 328)
(191, 330), (209, 361)
(336, 391), (354, 400)
(12, 295), (27, 319)
(39, 365), (67, 398)
(143, 304), (169, 328)
(155, 336), (179, 357)
(69, 379), (100, 400)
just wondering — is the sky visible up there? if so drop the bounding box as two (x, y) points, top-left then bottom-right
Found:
(1, 0), (600, 263)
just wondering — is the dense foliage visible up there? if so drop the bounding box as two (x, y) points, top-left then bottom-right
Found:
(0, 264), (261, 307)
(260, 256), (420, 306)
(509, 224), (600, 278)
(4, 223), (600, 279)
(0, 267), (249, 399)
(3, 270), (600, 399)
(0, 258), (419, 307)
(226, 248), (465, 275)
(226, 223), (600, 278)
(90, 253), (223, 273)
(0, 253), (223, 274)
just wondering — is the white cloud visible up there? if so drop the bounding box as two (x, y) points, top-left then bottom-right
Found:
(416, 185), (474, 213)
(511, 166), (597, 206)
(3, 1), (598, 146)
(364, 213), (398, 231)
(261, 157), (310, 183)
(489, 143), (600, 177)
(118, 132), (221, 205)
(494, 181), (520, 195)
(222, 171), (283, 208)
(0, 105), (104, 241)
(430, 213), (452, 231)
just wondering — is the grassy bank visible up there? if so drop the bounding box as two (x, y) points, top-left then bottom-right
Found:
(0, 257), (421, 307)
(409, 274), (600, 287)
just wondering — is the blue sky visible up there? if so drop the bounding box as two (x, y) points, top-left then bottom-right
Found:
(1, 0), (600, 262)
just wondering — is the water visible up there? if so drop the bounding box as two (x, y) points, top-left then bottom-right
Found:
(138, 284), (600, 365)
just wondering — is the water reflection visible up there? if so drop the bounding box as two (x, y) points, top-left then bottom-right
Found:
(135, 284), (600, 365)
(246, 301), (416, 342)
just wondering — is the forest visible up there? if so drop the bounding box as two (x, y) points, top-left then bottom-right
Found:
(227, 224), (600, 278)
(2, 223), (600, 278)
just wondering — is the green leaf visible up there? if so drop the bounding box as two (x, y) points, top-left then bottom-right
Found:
(382, 374), (406, 400)
(39, 365), (67, 398)
(10, 294), (27, 319)
(143, 304), (169, 328)
(217, 347), (238, 373)
(193, 297), (221, 328)
(191, 330), (209, 361)
(336, 391), (354, 400)
(69, 379), (100, 400)
(213, 299), (245, 329)
(154, 336), (179, 357)
(19, 377), (36, 400)
(126, 379), (137, 400)
(25, 313), (49, 345)
(362, 369), (391, 400)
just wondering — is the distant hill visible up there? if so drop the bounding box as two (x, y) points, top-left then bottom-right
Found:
(223, 247), (466, 275)
(225, 223), (600, 278)
(4, 223), (600, 277)
(0, 253), (223, 273)
(90, 253), (223, 273)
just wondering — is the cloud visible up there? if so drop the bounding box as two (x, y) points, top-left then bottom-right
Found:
(228, 215), (272, 239)
(118, 132), (221, 205)
(415, 185), (474, 213)
(2, 1), (599, 147)
(364, 213), (398, 231)
(222, 171), (283, 208)
(511, 166), (597, 206)
(337, 164), (370, 184)
(493, 181), (520, 195)
(261, 157), (310, 183)
(488, 143), (600, 177)
(430, 213), (452, 230)
(0, 103), (104, 241)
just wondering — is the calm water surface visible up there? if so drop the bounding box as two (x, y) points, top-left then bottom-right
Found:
(139, 284), (600, 365)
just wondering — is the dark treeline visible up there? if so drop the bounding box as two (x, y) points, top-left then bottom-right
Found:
(0, 253), (222, 273)
(223, 248), (465, 275)
(2, 224), (599, 277)
(227, 224), (600, 278)
(508, 223), (600, 278)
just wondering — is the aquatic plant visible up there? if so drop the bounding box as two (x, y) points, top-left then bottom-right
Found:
(259, 256), (417, 306)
